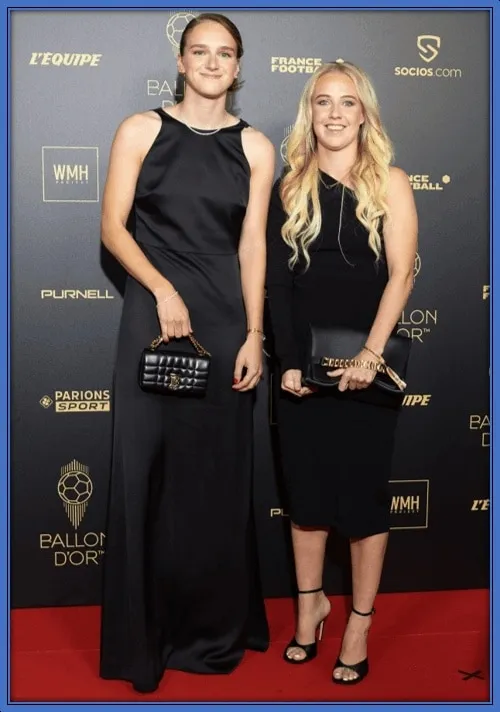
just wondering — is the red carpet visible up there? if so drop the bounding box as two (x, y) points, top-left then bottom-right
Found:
(11, 590), (489, 702)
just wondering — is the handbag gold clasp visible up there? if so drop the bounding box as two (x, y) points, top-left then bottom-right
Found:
(167, 373), (181, 390)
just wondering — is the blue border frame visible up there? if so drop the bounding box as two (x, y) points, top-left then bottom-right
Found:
(2, 1), (495, 710)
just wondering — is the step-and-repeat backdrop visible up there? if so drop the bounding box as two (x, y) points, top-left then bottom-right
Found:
(11, 10), (489, 607)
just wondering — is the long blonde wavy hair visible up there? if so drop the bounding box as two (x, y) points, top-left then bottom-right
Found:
(280, 60), (394, 269)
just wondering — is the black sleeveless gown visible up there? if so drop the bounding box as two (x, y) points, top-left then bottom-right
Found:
(100, 109), (269, 692)
(266, 174), (401, 539)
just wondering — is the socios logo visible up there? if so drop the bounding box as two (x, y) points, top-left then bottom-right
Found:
(395, 35), (462, 79)
(417, 35), (441, 63)
(166, 11), (198, 55)
(280, 125), (293, 164)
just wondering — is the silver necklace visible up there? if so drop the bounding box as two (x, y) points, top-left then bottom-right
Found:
(321, 178), (356, 268)
(180, 113), (230, 136)
(319, 171), (356, 267)
(319, 174), (338, 190)
(337, 183), (355, 267)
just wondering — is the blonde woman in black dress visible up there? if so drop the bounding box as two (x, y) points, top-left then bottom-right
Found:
(99, 14), (275, 693)
(266, 60), (417, 684)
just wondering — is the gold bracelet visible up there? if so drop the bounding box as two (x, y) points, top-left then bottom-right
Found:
(320, 355), (406, 390)
(363, 345), (385, 364)
(247, 328), (265, 337)
(156, 290), (179, 307)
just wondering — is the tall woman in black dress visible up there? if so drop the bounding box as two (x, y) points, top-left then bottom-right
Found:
(99, 14), (275, 693)
(266, 60), (417, 684)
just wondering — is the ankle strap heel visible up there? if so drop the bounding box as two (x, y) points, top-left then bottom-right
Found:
(332, 605), (375, 685)
(352, 606), (375, 617)
(298, 587), (323, 595)
(283, 587), (329, 665)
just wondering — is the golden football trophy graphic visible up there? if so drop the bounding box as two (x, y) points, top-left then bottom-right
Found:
(58, 459), (93, 529)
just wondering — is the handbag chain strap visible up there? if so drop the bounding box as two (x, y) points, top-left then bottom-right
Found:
(320, 357), (407, 391)
(149, 334), (211, 357)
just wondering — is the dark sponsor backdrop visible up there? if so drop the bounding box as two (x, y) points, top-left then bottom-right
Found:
(11, 10), (489, 607)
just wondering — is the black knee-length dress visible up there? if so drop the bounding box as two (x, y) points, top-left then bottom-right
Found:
(99, 109), (269, 693)
(266, 173), (401, 539)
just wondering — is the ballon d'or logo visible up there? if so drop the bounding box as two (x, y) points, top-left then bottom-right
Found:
(166, 11), (198, 55)
(280, 125), (293, 164)
(414, 253), (421, 278)
(58, 459), (93, 529)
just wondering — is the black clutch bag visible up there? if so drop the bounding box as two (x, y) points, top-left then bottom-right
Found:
(303, 324), (411, 396)
(139, 334), (211, 396)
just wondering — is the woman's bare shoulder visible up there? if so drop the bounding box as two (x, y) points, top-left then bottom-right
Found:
(111, 110), (163, 159)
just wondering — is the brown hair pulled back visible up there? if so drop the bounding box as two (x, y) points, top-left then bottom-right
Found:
(179, 13), (243, 92)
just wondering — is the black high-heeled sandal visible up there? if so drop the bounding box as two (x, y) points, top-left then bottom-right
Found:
(283, 587), (329, 665)
(332, 606), (375, 685)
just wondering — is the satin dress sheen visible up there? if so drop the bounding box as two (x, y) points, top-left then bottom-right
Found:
(266, 175), (401, 539)
(99, 109), (269, 692)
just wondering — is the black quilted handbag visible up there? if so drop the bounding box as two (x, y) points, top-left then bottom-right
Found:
(139, 333), (211, 396)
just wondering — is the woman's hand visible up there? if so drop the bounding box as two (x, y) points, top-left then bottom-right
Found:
(233, 333), (263, 391)
(155, 290), (192, 342)
(281, 369), (316, 397)
(327, 349), (378, 391)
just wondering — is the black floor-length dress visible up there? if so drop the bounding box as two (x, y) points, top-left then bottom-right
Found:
(266, 173), (401, 539)
(100, 109), (269, 692)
